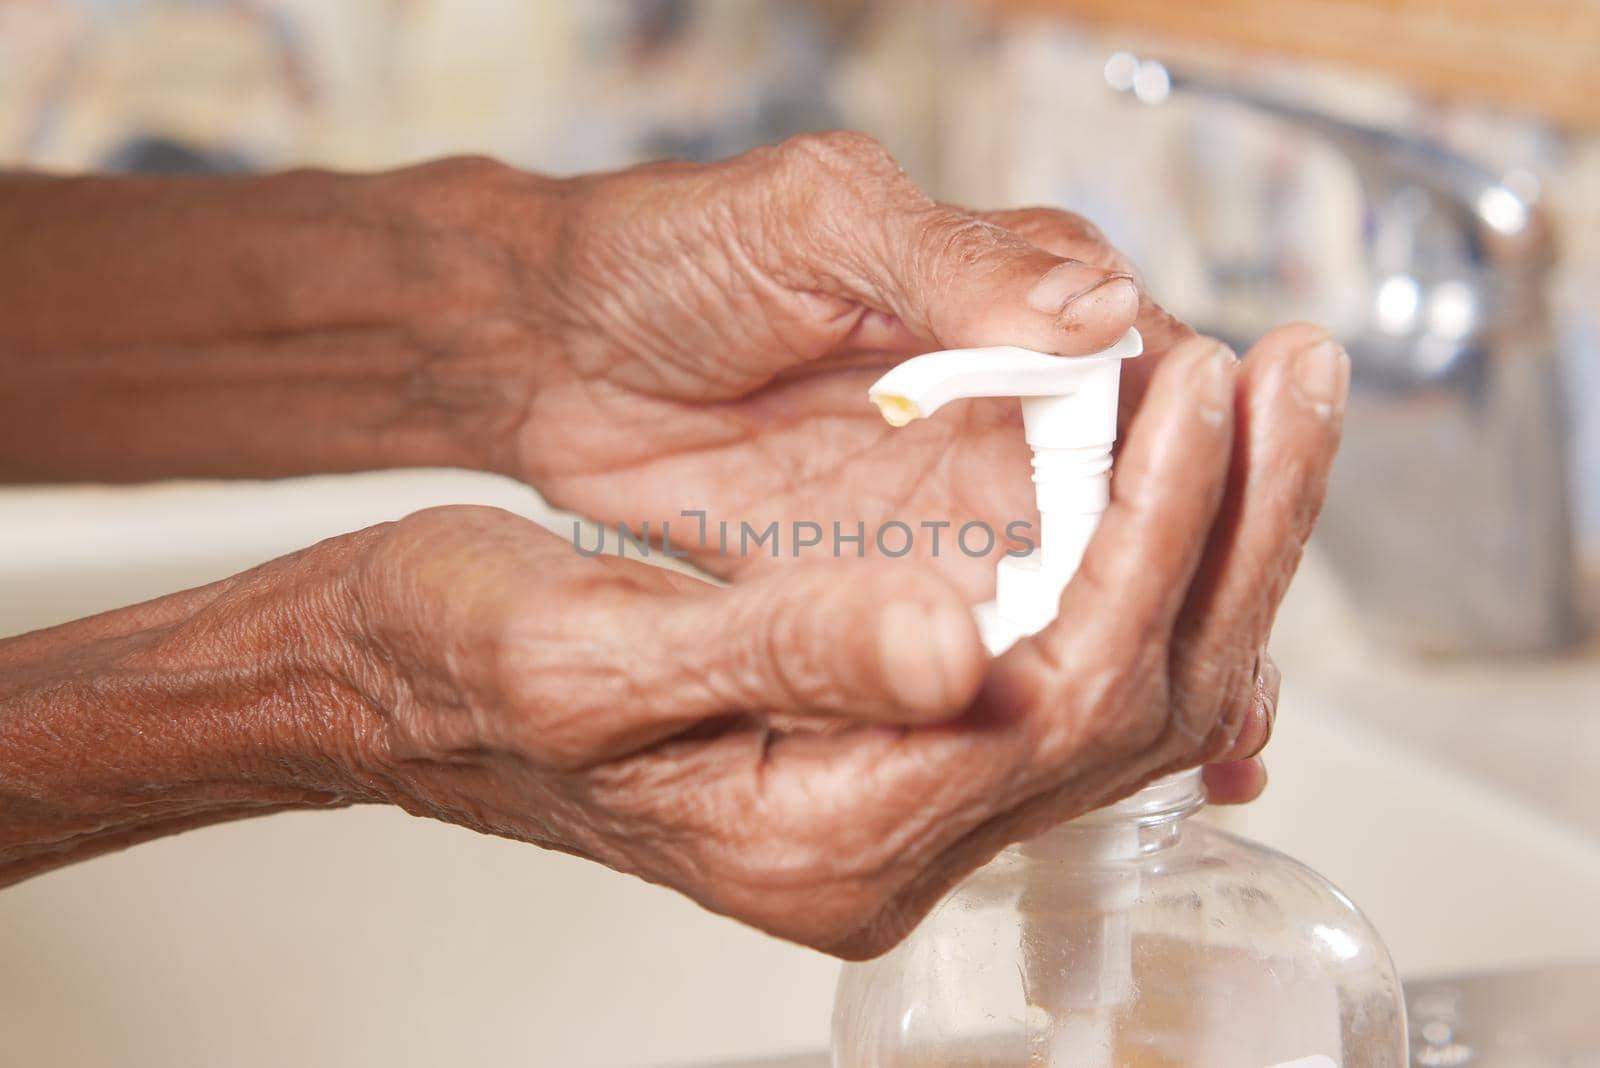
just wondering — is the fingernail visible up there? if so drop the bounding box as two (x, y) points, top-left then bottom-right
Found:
(879, 601), (969, 714)
(1290, 339), (1350, 419)
(1196, 342), (1237, 425)
(1026, 260), (1134, 316)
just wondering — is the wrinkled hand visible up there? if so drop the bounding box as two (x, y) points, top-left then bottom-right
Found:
(469, 132), (1140, 596)
(333, 312), (1344, 958)
(430, 132), (1294, 800)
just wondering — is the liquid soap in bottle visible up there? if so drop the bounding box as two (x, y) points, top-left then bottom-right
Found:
(831, 330), (1407, 1068)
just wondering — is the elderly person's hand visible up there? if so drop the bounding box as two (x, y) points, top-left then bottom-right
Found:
(439, 133), (1142, 598)
(304, 316), (1332, 958)
(402, 133), (1291, 802)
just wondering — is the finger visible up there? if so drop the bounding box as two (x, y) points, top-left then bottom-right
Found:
(1118, 295), (1200, 432)
(978, 206), (1135, 276)
(398, 514), (987, 768)
(760, 340), (1242, 954)
(643, 558), (988, 728)
(872, 211), (1138, 355)
(1202, 325), (1348, 633)
(738, 716), (1043, 957)
(1203, 757), (1268, 805)
(1150, 647), (1275, 810)
(1214, 648), (1280, 763)
(1168, 325), (1347, 761)
(703, 629), (1252, 956)
(1029, 334), (1238, 669)
(976, 206), (1196, 423)
(770, 336), (1246, 953)
(771, 134), (1138, 354)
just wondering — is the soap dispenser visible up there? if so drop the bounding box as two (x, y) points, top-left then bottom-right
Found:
(831, 329), (1408, 1068)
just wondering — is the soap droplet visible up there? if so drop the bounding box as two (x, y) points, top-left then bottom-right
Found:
(872, 394), (920, 427)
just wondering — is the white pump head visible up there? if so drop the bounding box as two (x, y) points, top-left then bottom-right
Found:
(868, 327), (1143, 654)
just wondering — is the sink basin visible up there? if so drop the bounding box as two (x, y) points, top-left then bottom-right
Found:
(1407, 960), (1600, 1066)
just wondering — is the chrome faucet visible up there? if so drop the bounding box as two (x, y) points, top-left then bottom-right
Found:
(1108, 55), (1579, 655)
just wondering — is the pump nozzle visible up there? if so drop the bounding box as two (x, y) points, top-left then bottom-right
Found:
(868, 328), (1143, 654)
(870, 330), (1145, 434)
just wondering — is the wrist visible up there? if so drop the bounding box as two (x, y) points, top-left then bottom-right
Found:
(0, 535), (383, 882)
(355, 157), (574, 479)
(185, 523), (400, 801)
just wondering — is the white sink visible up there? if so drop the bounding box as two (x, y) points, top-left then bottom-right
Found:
(2, 472), (1597, 1068)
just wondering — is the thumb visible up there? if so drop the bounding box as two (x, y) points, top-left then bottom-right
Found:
(778, 134), (1138, 354)
(868, 205), (1139, 356)
(646, 558), (988, 726)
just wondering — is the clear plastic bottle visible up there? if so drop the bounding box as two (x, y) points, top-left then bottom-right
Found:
(831, 770), (1408, 1067)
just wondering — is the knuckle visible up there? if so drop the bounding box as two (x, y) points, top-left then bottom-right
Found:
(387, 503), (463, 544)
(986, 206), (1133, 273)
(1090, 657), (1169, 756)
(1056, 209), (1112, 251)
(1260, 661), (1283, 706)
(1164, 658), (1225, 750)
(721, 586), (824, 710)
(775, 131), (930, 226)
(1162, 644), (1264, 763)
(905, 216), (980, 312)
(429, 153), (515, 190)
(1038, 632), (1223, 772)
(778, 129), (904, 181)
(748, 132), (929, 285)
(1269, 320), (1334, 353)
(918, 213), (1010, 271)
(490, 588), (653, 769)
(761, 594), (828, 704)
(1073, 234), (1134, 275)
(1028, 645), (1166, 768)
(1010, 206), (1104, 244)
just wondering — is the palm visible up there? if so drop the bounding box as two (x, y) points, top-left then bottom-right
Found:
(522, 353), (1037, 598)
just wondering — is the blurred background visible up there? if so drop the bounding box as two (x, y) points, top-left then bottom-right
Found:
(1, 1), (1598, 1065)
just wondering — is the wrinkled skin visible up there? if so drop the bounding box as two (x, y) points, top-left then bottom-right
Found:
(324, 134), (1346, 958)
(497, 134), (1144, 597)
